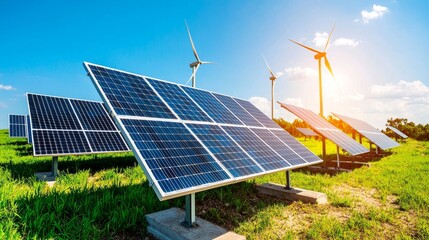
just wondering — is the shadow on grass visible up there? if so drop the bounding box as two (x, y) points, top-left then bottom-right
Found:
(13, 180), (288, 239)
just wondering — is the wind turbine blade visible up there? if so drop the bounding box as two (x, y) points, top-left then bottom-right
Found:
(262, 55), (276, 78)
(324, 24), (336, 52)
(185, 20), (200, 62)
(186, 64), (201, 85)
(200, 61), (214, 64)
(289, 39), (321, 54)
(324, 56), (335, 79)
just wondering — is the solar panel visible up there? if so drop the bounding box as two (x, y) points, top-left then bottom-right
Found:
(233, 98), (281, 129)
(84, 62), (323, 200)
(279, 103), (369, 156)
(296, 127), (319, 137)
(9, 114), (27, 138)
(27, 93), (129, 156)
(386, 126), (408, 139)
(332, 113), (399, 150)
(181, 86), (243, 125)
(27, 115), (32, 143)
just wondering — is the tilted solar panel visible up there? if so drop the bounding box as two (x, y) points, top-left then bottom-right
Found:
(9, 114), (27, 138)
(85, 62), (323, 200)
(295, 127), (319, 137)
(332, 112), (399, 150)
(386, 126), (408, 139)
(279, 103), (369, 156)
(27, 93), (129, 156)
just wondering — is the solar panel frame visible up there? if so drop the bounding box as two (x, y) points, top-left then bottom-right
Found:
(332, 112), (399, 150)
(386, 126), (408, 139)
(279, 102), (369, 156)
(27, 115), (32, 143)
(84, 62), (324, 200)
(27, 93), (130, 156)
(9, 114), (27, 138)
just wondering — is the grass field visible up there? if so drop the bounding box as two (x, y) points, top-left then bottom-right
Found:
(0, 129), (428, 239)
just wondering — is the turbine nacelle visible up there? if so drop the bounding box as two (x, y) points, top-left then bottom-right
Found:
(314, 52), (326, 60)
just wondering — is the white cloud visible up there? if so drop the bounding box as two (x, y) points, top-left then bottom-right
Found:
(282, 97), (304, 107)
(370, 80), (429, 99)
(0, 84), (13, 90)
(283, 67), (317, 81)
(334, 38), (359, 47)
(312, 32), (329, 48)
(361, 4), (389, 24)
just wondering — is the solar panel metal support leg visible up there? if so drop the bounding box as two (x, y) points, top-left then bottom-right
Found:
(52, 156), (58, 177)
(285, 170), (292, 190)
(336, 146), (340, 169)
(182, 193), (198, 228)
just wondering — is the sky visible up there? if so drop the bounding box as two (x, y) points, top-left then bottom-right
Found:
(1, 0), (428, 129)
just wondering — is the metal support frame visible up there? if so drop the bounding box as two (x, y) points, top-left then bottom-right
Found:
(285, 170), (292, 190)
(336, 145), (340, 168)
(182, 193), (198, 228)
(51, 156), (58, 177)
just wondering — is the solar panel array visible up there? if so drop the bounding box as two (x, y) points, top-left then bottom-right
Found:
(27, 93), (129, 156)
(332, 113), (399, 150)
(85, 62), (323, 201)
(9, 114), (27, 138)
(296, 127), (319, 137)
(279, 103), (369, 156)
(386, 126), (408, 139)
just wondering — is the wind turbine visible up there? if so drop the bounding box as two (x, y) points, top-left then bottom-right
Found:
(262, 56), (277, 120)
(289, 25), (336, 158)
(289, 25), (336, 117)
(185, 21), (213, 88)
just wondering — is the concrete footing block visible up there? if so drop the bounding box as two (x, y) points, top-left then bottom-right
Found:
(34, 172), (56, 187)
(256, 183), (327, 204)
(146, 208), (245, 240)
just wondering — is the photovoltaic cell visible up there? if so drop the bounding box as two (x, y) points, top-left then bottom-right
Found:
(9, 115), (27, 138)
(84, 62), (323, 200)
(386, 126), (408, 139)
(221, 126), (290, 171)
(148, 78), (212, 122)
(187, 123), (263, 177)
(250, 128), (307, 166)
(279, 102), (369, 156)
(181, 86), (243, 125)
(70, 100), (117, 131)
(27, 93), (129, 156)
(32, 130), (91, 155)
(212, 93), (263, 127)
(87, 64), (176, 119)
(233, 98), (281, 129)
(332, 112), (399, 150)
(296, 127), (318, 137)
(122, 119), (230, 193)
(28, 94), (81, 130)
(270, 129), (322, 163)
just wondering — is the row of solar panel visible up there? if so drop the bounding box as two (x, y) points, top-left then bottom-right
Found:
(85, 62), (323, 200)
(27, 94), (129, 156)
(9, 115), (29, 138)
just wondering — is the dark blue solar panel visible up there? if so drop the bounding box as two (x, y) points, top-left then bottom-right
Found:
(181, 86), (242, 125)
(27, 115), (32, 143)
(212, 93), (263, 127)
(147, 78), (212, 122)
(9, 115), (27, 138)
(86, 131), (129, 152)
(87, 64), (176, 119)
(28, 94), (81, 130)
(122, 119), (230, 193)
(233, 98), (281, 129)
(187, 123), (263, 177)
(251, 128), (308, 166)
(70, 99), (117, 131)
(270, 129), (322, 163)
(33, 130), (91, 155)
(221, 126), (290, 171)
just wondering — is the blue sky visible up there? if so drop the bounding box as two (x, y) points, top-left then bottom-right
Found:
(1, 0), (428, 129)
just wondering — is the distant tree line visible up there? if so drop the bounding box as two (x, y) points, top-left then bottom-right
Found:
(274, 116), (429, 141)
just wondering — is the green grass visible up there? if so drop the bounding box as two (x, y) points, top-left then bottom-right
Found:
(0, 129), (428, 239)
